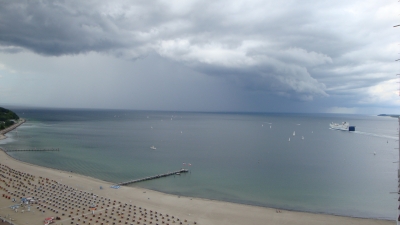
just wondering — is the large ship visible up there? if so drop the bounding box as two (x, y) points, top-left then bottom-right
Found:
(329, 122), (355, 131)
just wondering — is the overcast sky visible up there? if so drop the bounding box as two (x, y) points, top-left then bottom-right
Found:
(0, 0), (399, 114)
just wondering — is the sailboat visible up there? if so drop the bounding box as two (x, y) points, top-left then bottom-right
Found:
(293, 131), (295, 136)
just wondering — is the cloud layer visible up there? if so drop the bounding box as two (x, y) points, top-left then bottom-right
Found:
(0, 0), (398, 112)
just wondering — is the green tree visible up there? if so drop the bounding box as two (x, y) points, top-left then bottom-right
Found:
(0, 107), (20, 130)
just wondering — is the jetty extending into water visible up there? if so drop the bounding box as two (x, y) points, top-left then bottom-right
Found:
(4, 148), (60, 152)
(117, 169), (189, 185)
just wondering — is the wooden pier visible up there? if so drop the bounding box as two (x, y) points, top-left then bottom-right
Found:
(4, 148), (60, 152)
(117, 169), (189, 186)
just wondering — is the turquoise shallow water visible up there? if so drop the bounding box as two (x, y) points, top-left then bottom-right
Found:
(0, 109), (398, 219)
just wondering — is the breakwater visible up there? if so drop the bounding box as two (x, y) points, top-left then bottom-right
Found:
(4, 148), (59, 152)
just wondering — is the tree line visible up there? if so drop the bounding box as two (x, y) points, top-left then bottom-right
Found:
(0, 107), (20, 130)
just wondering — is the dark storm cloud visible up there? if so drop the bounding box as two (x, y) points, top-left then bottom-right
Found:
(0, 0), (397, 110)
(0, 1), (130, 55)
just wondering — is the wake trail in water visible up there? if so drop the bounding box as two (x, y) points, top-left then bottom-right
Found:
(353, 131), (397, 140)
(329, 128), (397, 140)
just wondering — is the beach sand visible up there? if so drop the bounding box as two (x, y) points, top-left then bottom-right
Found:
(0, 150), (394, 225)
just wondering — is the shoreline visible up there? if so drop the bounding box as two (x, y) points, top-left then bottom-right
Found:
(0, 149), (394, 225)
(0, 119), (25, 140)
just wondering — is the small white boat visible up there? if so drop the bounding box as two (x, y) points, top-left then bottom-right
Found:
(150, 146), (156, 150)
(176, 172), (180, 175)
(270, 126), (271, 129)
(293, 131), (295, 136)
(302, 136), (304, 140)
(288, 138), (290, 141)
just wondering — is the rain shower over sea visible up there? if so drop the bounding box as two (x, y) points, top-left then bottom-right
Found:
(0, 109), (398, 219)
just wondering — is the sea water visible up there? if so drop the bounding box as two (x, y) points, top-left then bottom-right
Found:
(0, 109), (398, 219)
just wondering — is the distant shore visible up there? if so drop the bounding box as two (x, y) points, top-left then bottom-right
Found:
(378, 114), (400, 118)
(0, 118), (25, 140)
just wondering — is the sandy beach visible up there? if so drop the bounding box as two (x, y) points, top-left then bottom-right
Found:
(0, 149), (394, 225)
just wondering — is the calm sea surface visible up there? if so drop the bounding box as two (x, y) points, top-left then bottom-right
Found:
(0, 109), (398, 219)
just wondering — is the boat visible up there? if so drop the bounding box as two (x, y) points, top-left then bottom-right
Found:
(293, 131), (295, 136)
(288, 138), (290, 141)
(302, 136), (304, 140)
(329, 122), (355, 131)
(150, 146), (156, 150)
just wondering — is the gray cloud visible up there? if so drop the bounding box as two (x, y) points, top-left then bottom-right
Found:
(0, 0), (398, 112)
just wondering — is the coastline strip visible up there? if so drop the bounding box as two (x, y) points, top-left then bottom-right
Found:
(0, 119), (25, 140)
(0, 119), (394, 224)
